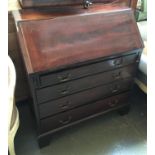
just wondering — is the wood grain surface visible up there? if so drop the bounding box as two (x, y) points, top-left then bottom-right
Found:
(17, 7), (143, 73)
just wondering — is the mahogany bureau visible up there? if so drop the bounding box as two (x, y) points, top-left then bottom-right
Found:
(12, 4), (143, 147)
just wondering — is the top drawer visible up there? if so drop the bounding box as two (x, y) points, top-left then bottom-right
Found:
(34, 53), (138, 88)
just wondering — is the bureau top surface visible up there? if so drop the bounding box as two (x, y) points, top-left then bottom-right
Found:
(18, 0), (131, 8)
(16, 5), (143, 74)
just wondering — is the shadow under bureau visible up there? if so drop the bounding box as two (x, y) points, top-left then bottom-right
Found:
(12, 4), (143, 147)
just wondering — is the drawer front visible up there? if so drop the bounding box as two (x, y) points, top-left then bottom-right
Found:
(40, 92), (130, 133)
(39, 78), (133, 118)
(36, 65), (136, 103)
(38, 53), (138, 88)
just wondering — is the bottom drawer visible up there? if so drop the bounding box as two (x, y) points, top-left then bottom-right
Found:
(40, 92), (130, 133)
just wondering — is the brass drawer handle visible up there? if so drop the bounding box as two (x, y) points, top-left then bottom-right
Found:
(108, 99), (119, 107)
(59, 101), (70, 110)
(58, 73), (71, 82)
(113, 58), (123, 67)
(61, 86), (70, 95)
(111, 84), (120, 93)
(112, 71), (122, 80)
(59, 116), (72, 125)
(61, 89), (69, 95)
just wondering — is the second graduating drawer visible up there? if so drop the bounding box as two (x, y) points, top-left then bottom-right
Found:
(36, 65), (136, 104)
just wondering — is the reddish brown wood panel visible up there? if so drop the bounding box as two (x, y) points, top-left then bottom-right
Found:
(18, 8), (143, 73)
(130, 0), (138, 10)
